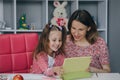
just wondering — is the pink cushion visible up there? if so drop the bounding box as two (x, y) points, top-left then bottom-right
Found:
(0, 33), (38, 73)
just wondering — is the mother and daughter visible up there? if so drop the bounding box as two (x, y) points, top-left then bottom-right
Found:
(30, 9), (111, 77)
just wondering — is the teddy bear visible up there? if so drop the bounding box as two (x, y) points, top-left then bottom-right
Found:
(51, 1), (68, 30)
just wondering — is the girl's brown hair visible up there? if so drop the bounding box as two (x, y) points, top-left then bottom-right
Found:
(33, 24), (67, 59)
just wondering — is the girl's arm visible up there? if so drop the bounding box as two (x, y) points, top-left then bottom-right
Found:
(39, 53), (65, 76)
(37, 54), (55, 76)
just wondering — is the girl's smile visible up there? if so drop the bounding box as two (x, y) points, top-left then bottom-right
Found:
(49, 30), (62, 53)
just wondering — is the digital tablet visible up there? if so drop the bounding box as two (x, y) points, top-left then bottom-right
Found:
(63, 56), (91, 73)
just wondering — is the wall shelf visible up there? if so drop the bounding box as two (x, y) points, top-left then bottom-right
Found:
(0, 0), (108, 42)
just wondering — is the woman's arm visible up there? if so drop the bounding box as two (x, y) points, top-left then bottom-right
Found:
(89, 38), (111, 73)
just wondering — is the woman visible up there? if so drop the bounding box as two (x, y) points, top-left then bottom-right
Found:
(65, 9), (111, 73)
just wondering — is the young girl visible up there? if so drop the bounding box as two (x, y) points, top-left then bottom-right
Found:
(30, 24), (67, 77)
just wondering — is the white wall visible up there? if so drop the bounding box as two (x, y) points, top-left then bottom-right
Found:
(0, 0), (3, 21)
(109, 0), (120, 72)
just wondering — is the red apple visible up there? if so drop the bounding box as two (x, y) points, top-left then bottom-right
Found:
(13, 74), (24, 80)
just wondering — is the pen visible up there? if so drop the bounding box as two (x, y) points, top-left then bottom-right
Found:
(96, 73), (98, 77)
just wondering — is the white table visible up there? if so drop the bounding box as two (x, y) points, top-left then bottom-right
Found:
(0, 73), (120, 80)
(77, 73), (120, 80)
(0, 73), (62, 80)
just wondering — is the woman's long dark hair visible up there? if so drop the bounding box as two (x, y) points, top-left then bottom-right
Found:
(68, 9), (99, 44)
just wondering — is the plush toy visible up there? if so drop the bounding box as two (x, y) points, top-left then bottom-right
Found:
(18, 14), (29, 30)
(51, 1), (68, 30)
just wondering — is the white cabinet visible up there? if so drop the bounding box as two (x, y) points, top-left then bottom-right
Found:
(0, 0), (108, 42)
(0, 0), (14, 33)
(16, 0), (47, 32)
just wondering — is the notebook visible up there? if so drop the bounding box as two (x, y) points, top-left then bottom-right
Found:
(62, 56), (92, 80)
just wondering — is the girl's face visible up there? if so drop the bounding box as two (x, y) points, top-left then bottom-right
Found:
(71, 20), (90, 42)
(48, 30), (62, 53)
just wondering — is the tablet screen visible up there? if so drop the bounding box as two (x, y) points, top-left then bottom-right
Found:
(63, 56), (91, 73)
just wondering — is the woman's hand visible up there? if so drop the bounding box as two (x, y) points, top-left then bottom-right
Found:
(88, 65), (111, 73)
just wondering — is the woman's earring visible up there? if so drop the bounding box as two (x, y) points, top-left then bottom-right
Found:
(87, 27), (91, 31)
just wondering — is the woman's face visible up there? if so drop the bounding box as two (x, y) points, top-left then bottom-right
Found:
(48, 30), (62, 53)
(71, 20), (90, 42)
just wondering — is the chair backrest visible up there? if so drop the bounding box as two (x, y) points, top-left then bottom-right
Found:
(0, 33), (38, 73)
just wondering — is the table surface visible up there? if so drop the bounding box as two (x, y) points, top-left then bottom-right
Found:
(0, 73), (120, 80)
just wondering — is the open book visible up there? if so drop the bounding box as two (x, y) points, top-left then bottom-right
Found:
(62, 56), (92, 80)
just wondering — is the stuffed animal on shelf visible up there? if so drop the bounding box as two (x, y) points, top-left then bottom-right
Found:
(18, 14), (29, 30)
(51, 1), (68, 30)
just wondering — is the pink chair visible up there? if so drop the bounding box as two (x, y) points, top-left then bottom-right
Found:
(0, 33), (38, 73)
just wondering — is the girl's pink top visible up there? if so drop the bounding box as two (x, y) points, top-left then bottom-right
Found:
(30, 51), (65, 76)
(65, 37), (110, 69)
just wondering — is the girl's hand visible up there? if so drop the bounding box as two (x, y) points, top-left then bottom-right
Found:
(86, 67), (90, 72)
(53, 66), (64, 76)
(30, 65), (33, 72)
